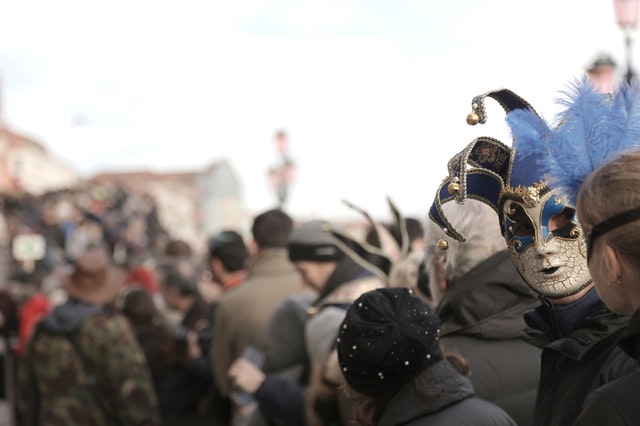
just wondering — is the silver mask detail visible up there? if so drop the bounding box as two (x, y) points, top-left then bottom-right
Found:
(502, 191), (592, 299)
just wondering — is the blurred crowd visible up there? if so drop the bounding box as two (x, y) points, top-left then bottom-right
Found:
(6, 73), (640, 426)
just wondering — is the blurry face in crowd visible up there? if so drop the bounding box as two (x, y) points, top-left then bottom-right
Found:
(161, 286), (180, 310)
(502, 190), (592, 300)
(294, 261), (337, 293)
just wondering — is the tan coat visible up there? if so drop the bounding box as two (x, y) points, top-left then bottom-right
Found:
(211, 248), (311, 396)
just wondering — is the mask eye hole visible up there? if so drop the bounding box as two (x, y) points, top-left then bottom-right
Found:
(549, 208), (574, 232)
(505, 203), (534, 238)
(511, 222), (534, 237)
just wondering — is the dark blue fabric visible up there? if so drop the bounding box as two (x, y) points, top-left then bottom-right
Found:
(524, 287), (603, 339)
(254, 374), (305, 425)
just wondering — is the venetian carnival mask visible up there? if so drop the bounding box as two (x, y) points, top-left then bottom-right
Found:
(500, 185), (591, 299)
(428, 87), (594, 300)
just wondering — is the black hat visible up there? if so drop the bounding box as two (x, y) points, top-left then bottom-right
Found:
(288, 220), (343, 262)
(208, 231), (249, 272)
(337, 287), (441, 397)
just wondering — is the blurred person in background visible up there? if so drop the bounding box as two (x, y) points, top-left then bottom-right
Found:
(16, 243), (159, 425)
(206, 230), (249, 295)
(120, 286), (224, 425)
(258, 219), (383, 425)
(212, 208), (309, 425)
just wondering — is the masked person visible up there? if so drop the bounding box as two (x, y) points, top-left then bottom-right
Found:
(428, 82), (637, 426)
(506, 82), (640, 425)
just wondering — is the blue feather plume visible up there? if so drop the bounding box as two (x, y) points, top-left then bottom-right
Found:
(507, 77), (640, 205)
(505, 108), (552, 176)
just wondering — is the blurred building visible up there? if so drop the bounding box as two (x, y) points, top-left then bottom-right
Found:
(91, 159), (244, 253)
(0, 127), (80, 195)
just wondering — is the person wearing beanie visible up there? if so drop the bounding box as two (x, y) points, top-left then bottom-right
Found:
(337, 287), (516, 426)
(289, 219), (385, 425)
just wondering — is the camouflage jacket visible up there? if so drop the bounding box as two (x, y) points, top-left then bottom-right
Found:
(16, 299), (160, 426)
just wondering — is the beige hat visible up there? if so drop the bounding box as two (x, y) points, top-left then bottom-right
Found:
(63, 246), (126, 306)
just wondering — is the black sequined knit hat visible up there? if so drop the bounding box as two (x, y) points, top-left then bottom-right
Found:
(336, 287), (441, 397)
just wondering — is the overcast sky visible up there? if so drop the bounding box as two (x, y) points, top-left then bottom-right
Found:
(0, 0), (630, 221)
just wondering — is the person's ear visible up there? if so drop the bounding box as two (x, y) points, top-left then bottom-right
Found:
(248, 239), (259, 257)
(604, 244), (623, 285)
(211, 257), (223, 273)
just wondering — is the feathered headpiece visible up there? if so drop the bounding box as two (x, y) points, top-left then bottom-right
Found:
(511, 77), (640, 206)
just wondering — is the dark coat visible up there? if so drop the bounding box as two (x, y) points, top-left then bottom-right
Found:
(521, 287), (636, 426)
(378, 359), (516, 426)
(574, 308), (640, 426)
(437, 250), (540, 426)
(16, 299), (159, 426)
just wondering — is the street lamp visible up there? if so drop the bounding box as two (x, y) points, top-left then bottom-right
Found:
(614, 0), (639, 83)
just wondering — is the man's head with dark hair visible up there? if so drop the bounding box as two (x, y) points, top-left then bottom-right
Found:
(161, 262), (199, 297)
(251, 208), (294, 249)
(164, 239), (193, 259)
(208, 231), (249, 272)
(159, 260), (200, 312)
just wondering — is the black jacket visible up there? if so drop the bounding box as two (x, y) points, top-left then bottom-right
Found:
(521, 287), (636, 426)
(574, 308), (640, 426)
(378, 359), (516, 426)
(437, 250), (540, 426)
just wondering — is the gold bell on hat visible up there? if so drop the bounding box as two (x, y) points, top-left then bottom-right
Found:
(437, 228), (449, 250)
(466, 112), (480, 125)
(447, 181), (461, 196)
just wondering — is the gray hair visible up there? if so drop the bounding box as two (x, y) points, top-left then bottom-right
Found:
(424, 199), (506, 302)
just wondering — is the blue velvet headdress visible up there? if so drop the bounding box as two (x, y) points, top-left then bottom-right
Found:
(428, 88), (543, 243)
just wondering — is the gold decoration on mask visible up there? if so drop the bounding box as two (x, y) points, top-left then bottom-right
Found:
(437, 238), (449, 250)
(570, 227), (581, 238)
(500, 181), (547, 208)
(513, 240), (522, 251)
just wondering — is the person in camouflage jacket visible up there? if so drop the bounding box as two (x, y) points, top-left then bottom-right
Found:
(16, 244), (160, 426)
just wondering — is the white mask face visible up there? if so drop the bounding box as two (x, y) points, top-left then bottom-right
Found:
(502, 191), (592, 299)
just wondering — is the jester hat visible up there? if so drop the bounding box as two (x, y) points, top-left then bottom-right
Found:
(429, 78), (640, 245)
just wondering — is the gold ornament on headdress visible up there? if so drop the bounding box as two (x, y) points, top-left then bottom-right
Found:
(437, 238), (449, 250)
(466, 97), (487, 126)
(500, 181), (546, 208)
(466, 112), (480, 125)
(447, 176), (461, 196)
(437, 227), (449, 250)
